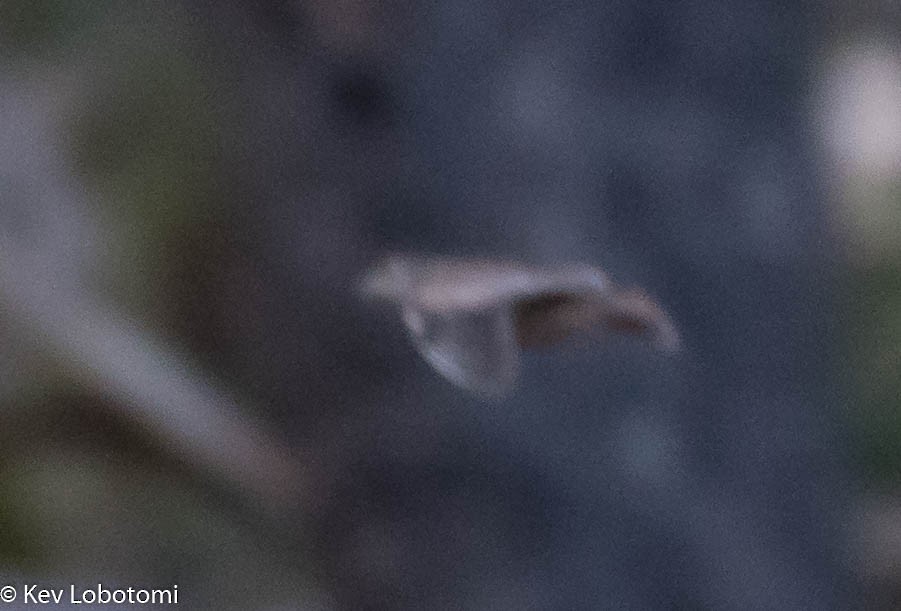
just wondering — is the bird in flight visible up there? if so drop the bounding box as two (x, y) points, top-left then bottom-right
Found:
(359, 253), (679, 397)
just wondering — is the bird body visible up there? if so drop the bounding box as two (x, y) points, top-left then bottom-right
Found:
(360, 253), (679, 396)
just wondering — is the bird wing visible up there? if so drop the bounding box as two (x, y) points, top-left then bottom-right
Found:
(401, 303), (520, 397)
(408, 257), (610, 314)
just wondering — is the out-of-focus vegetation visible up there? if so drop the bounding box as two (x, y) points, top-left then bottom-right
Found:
(817, 37), (901, 484)
(1, 3), (323, 609)
(813, 27), (901, 603)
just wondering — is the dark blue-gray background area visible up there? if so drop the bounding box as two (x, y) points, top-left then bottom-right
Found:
(229, 2), (852, 608)
(0, 1), (864, 609)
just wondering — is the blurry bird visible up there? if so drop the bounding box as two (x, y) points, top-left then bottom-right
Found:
(359, 253), (679, 397)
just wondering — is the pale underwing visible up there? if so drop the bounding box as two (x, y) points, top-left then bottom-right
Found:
(359, 253), (680, 397)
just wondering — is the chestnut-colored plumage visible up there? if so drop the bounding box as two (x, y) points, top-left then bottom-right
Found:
(360, 254), (679, 396)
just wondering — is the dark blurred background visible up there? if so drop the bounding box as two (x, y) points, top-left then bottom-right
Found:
(1, 0), (898, 609)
